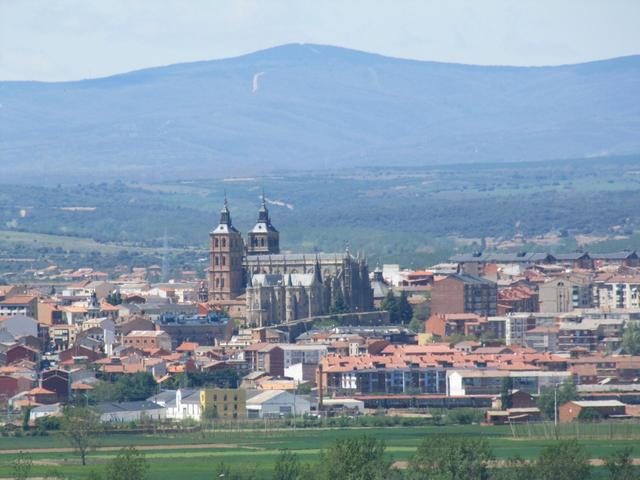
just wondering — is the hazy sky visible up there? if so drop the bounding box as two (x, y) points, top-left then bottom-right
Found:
(1, 0), (639, 81)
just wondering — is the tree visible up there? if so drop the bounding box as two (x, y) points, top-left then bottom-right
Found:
(202, 405), (218, 421)
(622, 323), (640, 355)
(106, 291), (123, 306)
(407, 435), (493, 480)
(380, 291), (399, 323)
(42, 468), (65, 480)
(184, 368), (239, 388)
(274, 449), (301, 480)
(500, 377), (514, 410)
(319, 436), (393, 480)
(534, 440), (591, 480)
(408, 316), (425, 334)
(88, 380), (120, 404)
(492, 456), (534, 480)
(114, 372), (157, 401)
(604, 447), (637, 480)
(12, 451), (32, 480)
(105, 447), (149, 480)
(331, 289), (349, 314)
(61, 406), (103, 466)
(537, 380), (577, 420)
(397, 291), (413, 324)
(578, 407), (603, 422)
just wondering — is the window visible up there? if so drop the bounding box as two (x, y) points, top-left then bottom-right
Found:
(222, 256), (226, 266)
(214, 256), (219, 266)
(214, 238), (219, 247)
(222, 238), (226, 247)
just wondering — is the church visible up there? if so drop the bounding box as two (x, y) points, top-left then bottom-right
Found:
(208, 195), (373, 327)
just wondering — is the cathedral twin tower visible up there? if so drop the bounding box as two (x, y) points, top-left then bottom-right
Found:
(209, 194), (279, 302)
(208, 194), (374, 326)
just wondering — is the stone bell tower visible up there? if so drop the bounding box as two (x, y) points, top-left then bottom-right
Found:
(208, 196), (245, 301)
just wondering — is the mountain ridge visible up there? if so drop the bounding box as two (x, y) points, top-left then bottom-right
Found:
(1, 43), (639, 181)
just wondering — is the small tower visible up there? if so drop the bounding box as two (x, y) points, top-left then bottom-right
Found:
(247, 191), (280, 255)
(208, 196), (245, 301)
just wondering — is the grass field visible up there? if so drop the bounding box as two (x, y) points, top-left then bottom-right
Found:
(0, 425), (639, 479)
(0, 230), (197, 255)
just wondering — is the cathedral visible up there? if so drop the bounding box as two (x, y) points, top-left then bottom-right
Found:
(208, 195), (373, 326)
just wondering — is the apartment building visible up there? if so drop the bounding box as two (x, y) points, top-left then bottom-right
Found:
(0, 295), (38, 319)
(594, 275), (640, 310)
(200, 388), (246, 419)
(123, 330), (172, 351)
(431, 273), (497, 316)
(539, 275), (593, 313)
(558, 318), (624, 352)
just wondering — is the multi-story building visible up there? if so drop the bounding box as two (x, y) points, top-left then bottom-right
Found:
(426, 313), (505, 340)
(446, 370), (571, 396)
(320, 354), (447, 395)
(449, 252), (556, 277)
(590, 251), (640, 268)
(503, 314), (537, 346)
(200, 388), (246, 419)
(593, 275), (640, 310)
(538, 275), (593, 313)
(156, 312), (234, 348)
(524, 326), (559, 352)
(557, 318), (624, 352)
(431, 273), (497, 316)
(497, 285), (538, 314)
(0, 295), (38, 319)
(123, 330), (172, 351)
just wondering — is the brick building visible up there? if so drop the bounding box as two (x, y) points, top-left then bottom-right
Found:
(559, 400), (626, 423)
(431, 273), (497, 316)
(123, 330), (172, 352)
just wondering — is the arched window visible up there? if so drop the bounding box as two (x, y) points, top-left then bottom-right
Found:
(221, 278), (225, 287)
(214, 256), (219, 266)
(222, 238), (226, 247)
(214, 238), (219, 247)
(222, 256), (226, 266)
(215, 278), (219, 287)
(261, 238), (265, 247)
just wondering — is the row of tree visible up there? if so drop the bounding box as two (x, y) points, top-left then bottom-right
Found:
(215, 435), (639, 480)
(20, 419), (640, 480)
(380, 290), (413, 324)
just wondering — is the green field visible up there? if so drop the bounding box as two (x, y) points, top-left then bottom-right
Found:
(0, 425), (639, 479)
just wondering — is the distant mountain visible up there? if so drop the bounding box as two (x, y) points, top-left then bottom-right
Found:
(1, 44), (639, 181)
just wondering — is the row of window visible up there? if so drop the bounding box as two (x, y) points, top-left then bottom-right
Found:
(213, 237), (241, 248)
(212, 255), (241, 266)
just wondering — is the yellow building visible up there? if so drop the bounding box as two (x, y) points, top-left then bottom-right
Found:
(200, 388), (246, 419)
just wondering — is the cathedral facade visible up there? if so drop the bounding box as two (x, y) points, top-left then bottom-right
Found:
(208, 195), (373, 327)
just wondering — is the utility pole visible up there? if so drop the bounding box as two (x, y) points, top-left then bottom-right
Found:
(554, 383), (559, 440)
(554, 384), (558, 427)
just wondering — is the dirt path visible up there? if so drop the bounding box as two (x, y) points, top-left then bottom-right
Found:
(0, 443), (263, 455)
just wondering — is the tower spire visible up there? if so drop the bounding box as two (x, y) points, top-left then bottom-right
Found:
(219, 193), (233, 227)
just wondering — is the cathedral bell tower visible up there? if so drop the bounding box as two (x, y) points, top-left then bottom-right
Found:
(247, 191), (280, 255)
(208, 196), (245, 301)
